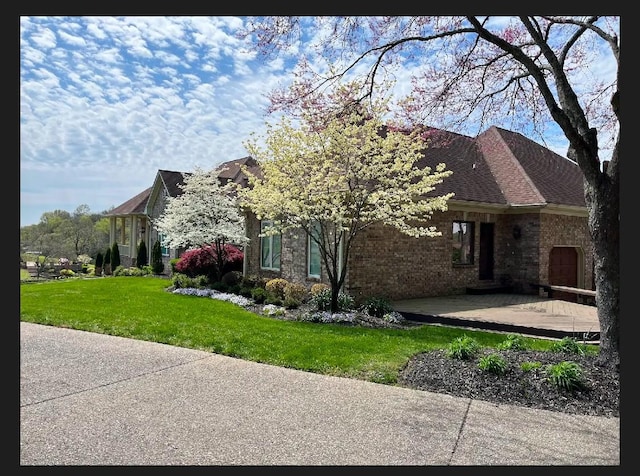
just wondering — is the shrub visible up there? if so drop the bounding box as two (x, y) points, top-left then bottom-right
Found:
(151, 240), (164, 275)
(550, 337), (586, 355)
(478, 353), (507, 375)
(310, 283), (330, 296)
(171, 272), (204, 289)
(137, 240), (149, 268)
(265, 278), (290, 301)
(497, 334), (527, 351)
(283, 282), (308, 309)
(360, 296), (394, 318)
(114, 266), (146, 277)
(545, 361), (585, 391)
(111, 242), (121, 270)
(103, 248), (112, 275)
(174, 244), (243, 280)
(241, 274), (269, 290)
(169, 258), (180, 274)
(60, 268), (75, 278)
(446, 335), (480, 360)
(251, 287), (268, 304)
(221, 270), (243, 287)
(95, 252), (103, 276)
(210, 281), (229, 293)
(309, 287), (355, 311)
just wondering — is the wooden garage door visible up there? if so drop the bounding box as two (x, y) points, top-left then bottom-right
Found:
(549, 247), (578, 302)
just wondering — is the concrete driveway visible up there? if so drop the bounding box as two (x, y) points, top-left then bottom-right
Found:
(20, 322), (619, 466)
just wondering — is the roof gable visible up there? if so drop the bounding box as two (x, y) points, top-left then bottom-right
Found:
(417, 128), (507, 204)
(158, 170), (187, 198)
(106, 187), (151, 216)
(216, 156), (262, 186)
(488, 127), (585, 207)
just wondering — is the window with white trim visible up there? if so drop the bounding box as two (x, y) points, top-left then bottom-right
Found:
(158, 233), (169, 257)
(308, 221), (321, 278)
(452, 220), (474, 264)
(260, 221), (281, 270)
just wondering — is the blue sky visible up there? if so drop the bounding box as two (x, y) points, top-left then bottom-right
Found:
(20, 16), (293, 227)
(20, 16), (617, 227)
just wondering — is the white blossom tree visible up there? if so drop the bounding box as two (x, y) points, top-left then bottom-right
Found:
(238, 87), (453, 312)
(154, 166), (248, 282)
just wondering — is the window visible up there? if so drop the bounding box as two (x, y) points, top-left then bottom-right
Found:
(158, 233), (169, 257)
(308, 221), (321, 278)
(260, 221), (281, 270)
(452, 221), (474, 264)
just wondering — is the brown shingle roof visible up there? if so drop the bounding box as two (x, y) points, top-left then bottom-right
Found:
(487, 127), (585, 207)
(216, 156), (262, 186)
(158, 170), (187, 198)
(107, 187), (151, 216)
(421, 125), (585, 207)
(418, 128), (507, 204)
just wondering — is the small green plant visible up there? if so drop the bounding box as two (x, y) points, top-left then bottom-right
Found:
(478, 353), (507, 375)
(310, 287), (355, 311)
(520, 361), (542, 372)
(171, 272), (202, 289)
(545, 361), (585, 391)
(262, 304), (286, 317)
(59, 268), (75, 278)
(360, 296), (394, 318)
(550, 337), (586, 355)
(497, 334), (527, 351)
(251, 287), (268, 304)
(446, 335), (480, 360)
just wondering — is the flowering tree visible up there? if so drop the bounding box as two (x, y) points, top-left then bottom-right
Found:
(240, 16), (620, 368)
(154, 166), (248, 282)
(238, 88), (453, 312)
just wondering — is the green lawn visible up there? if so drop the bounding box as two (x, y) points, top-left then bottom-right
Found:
(20, 276), (565, 385)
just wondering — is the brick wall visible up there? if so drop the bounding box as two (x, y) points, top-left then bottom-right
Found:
(244, 208), (592, 301)
(538, 213), (593, 289)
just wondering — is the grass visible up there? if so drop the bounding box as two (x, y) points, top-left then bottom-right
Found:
(19, 276), (587, 386)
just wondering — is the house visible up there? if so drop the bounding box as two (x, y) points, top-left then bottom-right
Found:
(241, 125), (595, 303)
(106, 157), (260, 272)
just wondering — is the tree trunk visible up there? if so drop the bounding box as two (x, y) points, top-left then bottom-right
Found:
(330, 285), (340, 314)
(585, 178), (619, 370)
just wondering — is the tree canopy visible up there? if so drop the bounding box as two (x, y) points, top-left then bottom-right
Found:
(154, 166), (248, 282)
(238, 88), (453, 311)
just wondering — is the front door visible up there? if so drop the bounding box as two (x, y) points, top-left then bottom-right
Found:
(549, 247), (578, 302)
(479, 222), (494, 281)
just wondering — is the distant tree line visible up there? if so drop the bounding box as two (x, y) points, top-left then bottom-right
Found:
(20, 204), (112, 266)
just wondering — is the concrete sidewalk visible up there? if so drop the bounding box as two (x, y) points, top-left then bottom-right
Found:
(20, 322), (619, 466)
